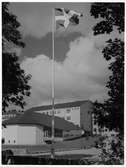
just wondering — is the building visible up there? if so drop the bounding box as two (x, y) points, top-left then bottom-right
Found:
(2, 111), (81, 145)
(25, 100), (93, 133)
(2, 110), (23, 121)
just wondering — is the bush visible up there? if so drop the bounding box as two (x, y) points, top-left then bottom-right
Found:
(95, 134), (124, 165)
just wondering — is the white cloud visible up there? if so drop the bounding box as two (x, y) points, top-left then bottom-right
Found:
(21, 35), (110, 108)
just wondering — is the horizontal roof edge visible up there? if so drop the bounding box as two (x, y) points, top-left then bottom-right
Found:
(26, 100), (92, 113)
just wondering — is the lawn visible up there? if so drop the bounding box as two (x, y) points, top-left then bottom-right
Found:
(2, 135), (100, 155)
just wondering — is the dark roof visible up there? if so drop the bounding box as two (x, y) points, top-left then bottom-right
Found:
(25, 100), (91, 113)
(3, 112), (80, 131)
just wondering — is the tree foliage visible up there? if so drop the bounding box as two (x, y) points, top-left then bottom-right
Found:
(94, 135), (124, 165)
(2, 2), (31, 112)
(90, 3), (124, 134)
(90, 3), (124, 34)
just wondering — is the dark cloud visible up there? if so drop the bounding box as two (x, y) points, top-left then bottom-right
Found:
(20, 33), (52, 61)
(20, 32), (82, 62)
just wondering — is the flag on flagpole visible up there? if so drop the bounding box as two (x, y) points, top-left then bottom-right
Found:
(55, 8), (83, 29)
(51, 8), (83, 158)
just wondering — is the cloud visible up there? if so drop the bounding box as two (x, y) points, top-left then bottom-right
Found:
(21, 35), (110, 108)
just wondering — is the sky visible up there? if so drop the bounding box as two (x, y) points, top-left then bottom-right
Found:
(9, 2), (123, 109)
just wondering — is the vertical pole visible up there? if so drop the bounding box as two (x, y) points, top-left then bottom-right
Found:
(51, 8), (55, 159)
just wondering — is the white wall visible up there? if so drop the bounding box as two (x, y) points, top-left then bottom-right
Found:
(54, 108), (66, 118)
(36, 125), (45, 144)
(36, 107), (80, 126)
(17, 125), (37, 145)
(2, 125), (18, 145)
(2, 124), (64, 145)
(68, 107), (80, 125)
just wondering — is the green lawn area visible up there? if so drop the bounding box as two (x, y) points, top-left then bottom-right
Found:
(36, 153), (94, 160)
(2, 135), (100, 155)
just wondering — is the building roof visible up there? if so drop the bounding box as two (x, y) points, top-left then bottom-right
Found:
(3, 112), (80, 131)
(25, 100), (91, 114)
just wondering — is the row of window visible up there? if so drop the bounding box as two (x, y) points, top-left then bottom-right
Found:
(43, 107), (80, 115)
(72, 107), (80, 110)
(45, 111), (61, 115)
(44, 110), (61, 115)
(3, 114), (16, 118)
(66, 116), (71, 121)
(43, 111), (72, 121)
(43, 129), (62, 137)
(5, 140), (16, 144)
(93, 127), (110, 133)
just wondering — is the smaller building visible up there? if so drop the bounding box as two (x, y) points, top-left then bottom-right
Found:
(2, 112), (81, 145)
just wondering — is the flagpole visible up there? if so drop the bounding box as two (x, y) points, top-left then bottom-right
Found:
(51, 8), (55, 159)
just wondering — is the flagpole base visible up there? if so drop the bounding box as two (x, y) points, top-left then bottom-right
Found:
(51, 147), (55, 159)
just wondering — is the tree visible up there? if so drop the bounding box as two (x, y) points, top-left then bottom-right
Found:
(90, 3), (124, 134)
(90, 3), (124, 34)
(94, 135), (124, 165)
(2, 2), (31, 112)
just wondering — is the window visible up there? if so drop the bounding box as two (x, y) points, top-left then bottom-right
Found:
(94, 121), (97, 125)
(66, 109), (71, 113)
(66, 116), (71, 120)
(55, 129), (62, 137)
(94, 128), (97, 132)
(105, 128), (108, 132)
(2, 138), (5, 144)
(14, 140), (16, 143)
(8, 140), (10, 143)
(44, 128), (51, 137)
(57, 110), (61, 114)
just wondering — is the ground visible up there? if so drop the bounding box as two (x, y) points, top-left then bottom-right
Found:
(2, 136), (100, 157)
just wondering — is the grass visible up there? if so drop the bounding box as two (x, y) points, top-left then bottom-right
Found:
(2, 135), (100, 155)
